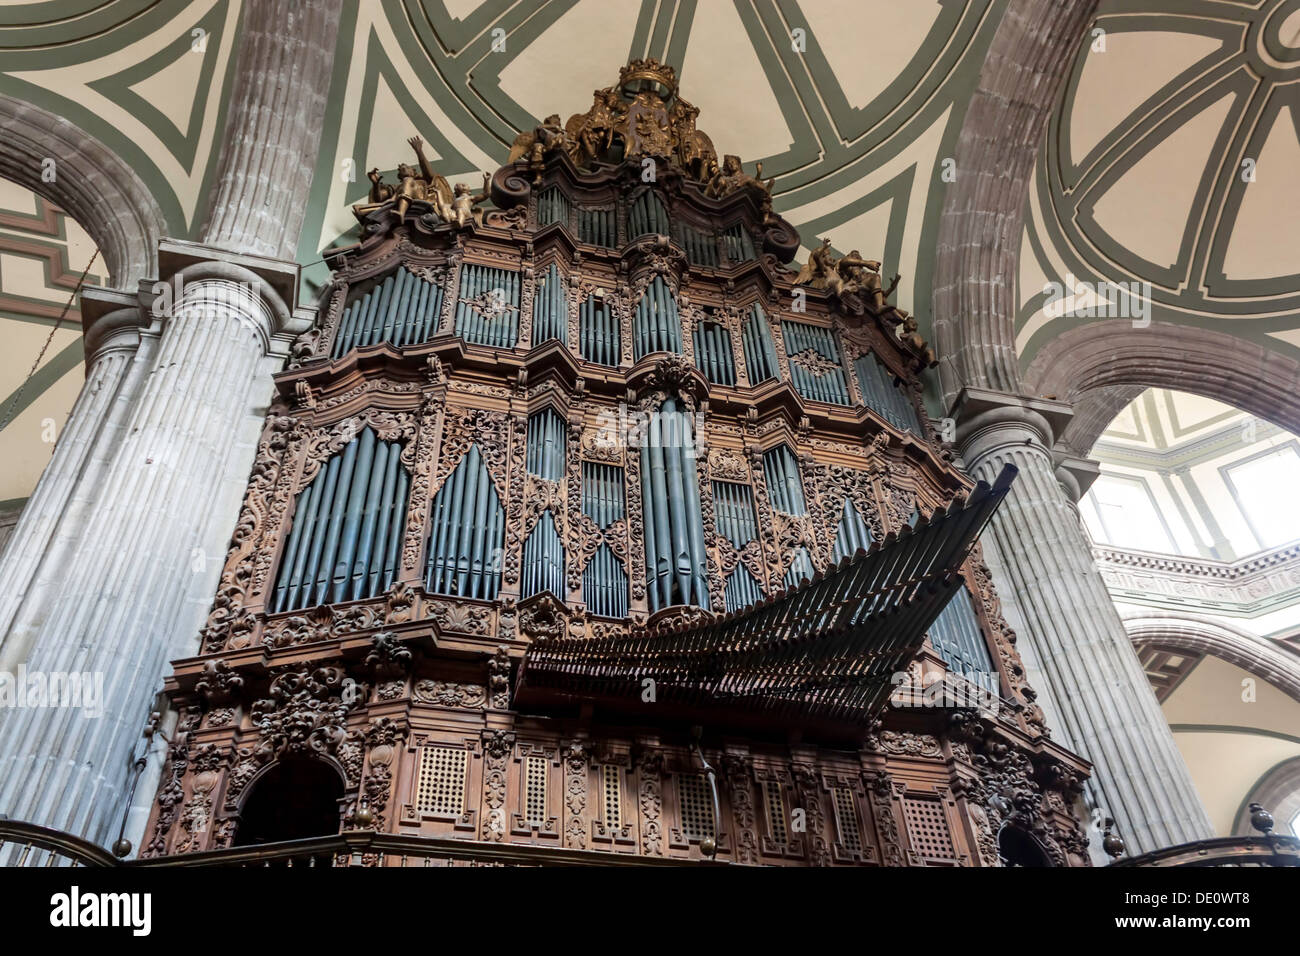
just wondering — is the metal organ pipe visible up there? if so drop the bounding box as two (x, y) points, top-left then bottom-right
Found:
(634, 276), (681, 359)
(425, 445), (504, 600)
(271, 428), (410, 613)
(522, 511), (565, 599)
(533, 263), (567, 345)
(832, 498), (873, 563)
(640, 399), (709, 612)
(762, 445), (806, 516)
(742, 304), (778, 384)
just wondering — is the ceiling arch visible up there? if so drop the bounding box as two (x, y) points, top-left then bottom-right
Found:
(1018, 0), (1300, 381)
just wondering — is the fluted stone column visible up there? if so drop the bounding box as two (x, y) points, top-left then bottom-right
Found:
(0, 292), (152, 675)
(0, 246), (311, 849)
(954, 388), (1214, 856)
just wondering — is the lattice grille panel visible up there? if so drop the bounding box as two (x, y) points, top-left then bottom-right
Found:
(525, 754), (548, 827)
(903, 795), (954, 860)
(764, 778), (787, 843)
(602, 764), (622, 829)
(833, 787), (862, 852)
(679, 774), (714, 841)
(416, 746), (468, 816)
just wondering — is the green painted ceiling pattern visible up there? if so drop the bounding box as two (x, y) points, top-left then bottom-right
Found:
(298, 0), (1006, 314)
(1018, 0), (1300, 368)
(0, 180), (103, 508)
(0, 0), (243, 236)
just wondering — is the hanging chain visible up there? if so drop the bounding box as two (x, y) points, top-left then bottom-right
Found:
(0, 247), (100, 433)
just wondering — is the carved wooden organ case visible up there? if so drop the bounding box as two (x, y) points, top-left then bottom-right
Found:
(142, 61), (1091, 866)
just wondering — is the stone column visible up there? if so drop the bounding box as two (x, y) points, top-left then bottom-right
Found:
(954, 388), (1214, 856)
(0, 291), (151, 675)
(0, 244), (311, 849)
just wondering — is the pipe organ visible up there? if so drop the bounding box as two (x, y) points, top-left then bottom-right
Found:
(141, 59), (1091, 867)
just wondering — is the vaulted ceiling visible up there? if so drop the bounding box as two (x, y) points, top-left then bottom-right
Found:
(1018, 0), (1300, 370)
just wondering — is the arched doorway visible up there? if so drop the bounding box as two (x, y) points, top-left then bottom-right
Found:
(233, 757), (345, 848)
(997, 824), (1054, 867)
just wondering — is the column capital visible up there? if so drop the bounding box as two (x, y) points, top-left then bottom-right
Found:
(79, 286), (147, 364)
(137, 239), (317, 356)
(948, 387), (1075, 470)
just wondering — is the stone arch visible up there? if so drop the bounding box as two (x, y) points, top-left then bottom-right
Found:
(1125, 614), (1300, 705)
(0, 93), (166, 289)
(931, 0), (1102, 408)
(1022, 321), (1300, 439)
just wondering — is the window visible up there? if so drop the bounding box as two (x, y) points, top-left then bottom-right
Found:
(903, 795), (955, 861)
(1081, 474), (1174, 552)
(1225, 446), (1300, 550)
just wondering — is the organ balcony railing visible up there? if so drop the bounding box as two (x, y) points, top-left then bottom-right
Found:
(0, 821), (723, 868)
(7, 817), (1296, 869)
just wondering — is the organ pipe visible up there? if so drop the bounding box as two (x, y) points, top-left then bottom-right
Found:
(832, 498), (873, 563)
(781, 319), (851, 405)
(271, 427), (409, 613)
(762, 445), (806, 515)
(455, 264), (521, 348)
(522, 510), (565, 599)
(634, 275), (682, 359)
(332, 269), (446, 358)
(724, 564), (764, 613)
(928, 588), (999, 696)
(579, 294), (619, 366)
(640, 397), (709, 611)
(693, 320), (736, 386)
(425, 444), (504, 599)
(533, 263), (567, 345)
(854, 353), (926, 434)
(741, 304), (779, 384)
(784, 546), (815, 589)
(526, 408), (566, 481)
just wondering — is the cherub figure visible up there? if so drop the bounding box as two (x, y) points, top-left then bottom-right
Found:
(451, 172), (492, 227)
(792, 238), (837, 288)
(397, 135), (453, 221)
